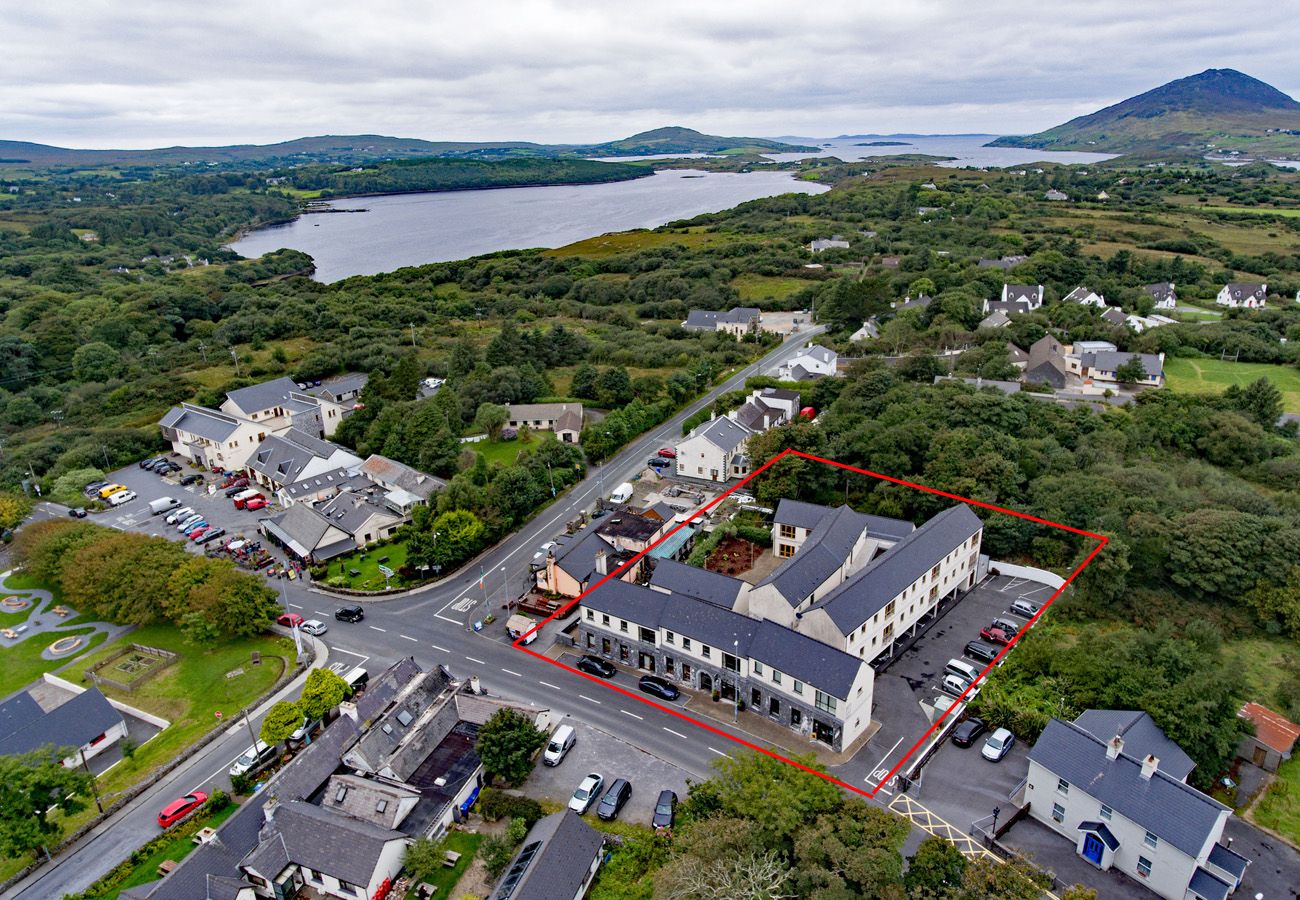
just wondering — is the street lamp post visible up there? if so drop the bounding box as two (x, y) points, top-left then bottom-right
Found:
(733, 639), (740, 722)
(546, 460), (556, 497)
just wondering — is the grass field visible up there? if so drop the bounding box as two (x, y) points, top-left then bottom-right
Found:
(546, 227), (727, 258)
(465, 435), (537, 467)
(1252, 756), (1300, 845)
(1197, 205), (1300, 218)
(0, 626), (109, 698)
(731, 273), (811, 302)
(1163, 357), (1300, 413)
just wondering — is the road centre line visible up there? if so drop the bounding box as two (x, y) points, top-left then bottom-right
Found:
(501, 668), (523, 677)
(368, 626), (386, 632)
(431, 644), (450, 653)
(707, 746), (726, 756)
(539, 681), (560, 690)
(399, 634), (417, 642)
(465, 655), (486, 664)
(579, 694), (603, 705)
(663, 727), (688, 739)
(620, 709), (643, 720)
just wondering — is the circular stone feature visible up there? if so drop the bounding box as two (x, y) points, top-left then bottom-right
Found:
(47, 635), (84, 655)
(1, 595), (31, 611)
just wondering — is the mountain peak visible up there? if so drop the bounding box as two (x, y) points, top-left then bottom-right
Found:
(1119, 68), (1300, 115)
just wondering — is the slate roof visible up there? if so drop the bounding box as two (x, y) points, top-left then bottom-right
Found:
(749, 619), (863, 698)
(135, 791), (273, 899)
(267, 503), (338, 553)
(490, 811), (604, 900)
(248, 429), (356, 486)
(316, 490), (402, 536)
(732, 398), (786, 432)
(358, 454), (445, 500)
(1077, 820), (1119, 851)
(774, 498), (831, 531)
(224, 377), (301, 416)
(984, 300), (1034, 316)
(649, 559), (746, 609)
(1100, 307), (1129, 326)
(689, 416), (752, 453)
(1206, 842), (1249, 880)
(308, 372), (368, 402)
(1239, 701), (1300, 755)
(1187, 867), (1233, 900)
(552, 526), (634, 585)
(159, 404), (243, 442)
(897, 294), (932, 310)
(355, 657), (423, 723)
(805, 504), (982, 631)
(0, 691), (43, 737)
(1144, 282), (1177, 302)
(1007, 344), (1028, 364)
(1222, 282), (1266, 299)
(0, 687), (124, 757)
(787, 364), (821, 381)
(1004, 284), (1042, 303)
(757, 504), (873, 606)
(794, 344), (836, 366)
(1063, 287), (1103, 304)
(322, 773), (420, 830)
(503, 402), (585, 431)
(282, 467), (369, 503)
(683, 307), (760, 329)
(979, 309), (1011, 329)
(270, 714), (358, 804)
(1074, 710), (1196, 782)
(1028, 718), (1227, 858)
(1080, 351), (1163, 378)
(246, 800), (403, 888)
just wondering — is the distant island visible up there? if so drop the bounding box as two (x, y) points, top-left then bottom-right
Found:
(854, 141), (911, 146)
(988, 68), (1300, 157)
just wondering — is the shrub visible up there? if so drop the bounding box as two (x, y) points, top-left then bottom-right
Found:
(477, 788), (544, 828)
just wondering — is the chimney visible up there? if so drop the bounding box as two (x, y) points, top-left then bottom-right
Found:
(338, 699), (358, 722)
(1107, 735), (1123, 760)
(763, 414), (771, 430)
(1140, 754), (1159, 780)
(595, 550), (608, 576)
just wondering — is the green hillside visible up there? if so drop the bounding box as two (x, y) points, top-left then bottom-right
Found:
(582, 126), (816, 156)
(990, 69), (1300, 157)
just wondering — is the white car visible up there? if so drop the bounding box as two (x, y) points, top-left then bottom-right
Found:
(981, 728), (1016, 762)
(176, 514), (204, 533)
(568, 773), (604, 814)
(107, 489), (137, 507)
(165, 506), (194, 525)
(533, 541), (557, 561)
(228, 740), (276, 777)
(300, 619), (328, 636)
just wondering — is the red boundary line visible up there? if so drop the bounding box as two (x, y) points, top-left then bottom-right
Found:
(509, 447), (1107, 799)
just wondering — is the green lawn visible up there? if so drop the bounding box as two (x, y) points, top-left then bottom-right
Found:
(1163, 357), (1300, 413)
(96, 802), (241, 899)
(1169, 304), (1221, 322)
(466, 436), (537, 467)
(731, 273), (811, 302)
(324, 538), (413, 591)
(404, 831), (483, 899)
(0, 626), (109, 698)
(1226, 637), (1299, 714)
(1197, 205), (1300, 218)
(1253, 756), (1300, 845)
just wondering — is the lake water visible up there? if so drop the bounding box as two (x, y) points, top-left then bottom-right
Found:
(229, 169), (826, 282)
(762, 134), (1118, 168)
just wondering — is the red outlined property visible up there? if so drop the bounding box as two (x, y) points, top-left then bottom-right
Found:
(511, 448), (1106, 799)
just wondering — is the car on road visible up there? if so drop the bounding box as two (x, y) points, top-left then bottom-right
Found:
(568, 773), (604, 814)
(157, 791), (207, 828)
(638, 674), (680, 701)
(68, 507), (87, 518)
(981, 728), (1016, 762)
(245, 497), (268, 510)
(276, 613), (304, 628)
(979, 624), (1012, 645)
(596, 778), (632, 820)
(165, 507), (194, 525)
(657, 447), (677, 458)
(334, 605), (365, 623)
(576, 655), (616, 678)
(196, 527), (226, 545)
(300, 619), (328, 636)
(951, 717), (987, 748)
(652, 790), (677, 830)
(229, 740), (278, 777)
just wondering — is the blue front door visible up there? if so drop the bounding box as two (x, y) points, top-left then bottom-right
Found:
(1082, 833), (1104, 865)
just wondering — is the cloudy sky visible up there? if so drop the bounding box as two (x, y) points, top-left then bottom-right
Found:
(4, 0), (1297, 148)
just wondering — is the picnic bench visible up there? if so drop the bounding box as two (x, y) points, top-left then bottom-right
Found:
(52, 605), (72, 617)
(443, 850), (461, 868)
(157, 859), (178, 877)
(193, 827), (217, 845)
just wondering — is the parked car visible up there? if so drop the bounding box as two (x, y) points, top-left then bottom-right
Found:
(107, 489), (137, 507)
(157, 791), (207, 828)
(84, 481), (109, 496)
(224, 479), (251, 497)
(964, 640), (1000, 664)
(933, 695), (963, 718)
(576, 655), (616, 678)
(181, 519), (209, 537)
(288, 716), (321, 745)
(245, 497), (268, 511)
(98, 483), (128, 499)
(276, 613), (304, 628)
(981, 728), (1016, 762)
(149, 496), (182, 516)
(334, 605), (365, 623)
(300, 619), (328, 636)
(596, 778), (632, 820)
(140, 456), (164, 469)
(657, 447), (677, 458)
(1010, 598), (1042, 619)
(532, 541), (557, 563)
(543, 725), (576, 766)
(187, 525), (211, 541)
(941, 673), (976, 698)
(568, 773), (604, 814)
(176, 514), (203, 532)
(731, 492), (756, 505)
(165, 506), (194, 525)
(638, 674), (680, 701)
(647, 457), (670, 469)
(652, 790), (677, 830)
(951, 717), (987, 748)
(179, 474), (204, 487)
(229, 740), (277, 777)
(68, 507), (87, 518)
(196, 528), (226, 545)
(990, 617), (1021, 638)
(158, 461), (182, 474)
(979, 624), (1012, 645)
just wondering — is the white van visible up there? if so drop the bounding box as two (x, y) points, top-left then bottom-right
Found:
(149, 496), (181, 516)
(342, 666), (369, 695)
(609, 482), (634, 504)
(543, 724), (576, 766)
(945, 659), (981, 685)
(506, 614), (538, 645)
(107, 489), (136, 507)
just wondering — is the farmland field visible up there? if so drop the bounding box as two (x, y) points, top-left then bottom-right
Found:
(1163, 357), (1300, 413)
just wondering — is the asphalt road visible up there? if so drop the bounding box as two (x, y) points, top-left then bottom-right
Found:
(6, 327), (828, 899)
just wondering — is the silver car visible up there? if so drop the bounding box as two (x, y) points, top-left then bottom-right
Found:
(300, 619), (328, 636)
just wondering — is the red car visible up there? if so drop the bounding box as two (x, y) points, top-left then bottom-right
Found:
(157, 791), (207, 828)
(980, 624), (1012, 645)
(657, 447), (677, 459)
(245, 497), (268, 510)
(277, 613), (304, 628)
(188, 525), (211, 541)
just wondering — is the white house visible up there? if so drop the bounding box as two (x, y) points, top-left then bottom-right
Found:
(682, 307), (762, 338)
(808, 236), (850, 253)
(1044, 189), (1069, 201)
(246, 429), (363, 495)
(0, 687), (127, 769)
(777, 344), (838, 381)
(1024, 714), (1249, 900)
(1062, 286), (1107, 308)
(501, 402), (584, 443)
(1002, 284), (1044, 309)
(675, 416), (753, 482)
(1216, 282), (1267, 308)
(1144, 282), (1177, 309)
(159, 403), (270, 471)
(1077, 350), (1165, 387)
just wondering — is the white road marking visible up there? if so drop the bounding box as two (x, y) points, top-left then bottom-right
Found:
(368, 626), (386, 632)
(431, 644), (450, 653)
(313, 610), (329, 616)
(331, 647), (370, 660)
(539, 681), (560, 690)
(707, 746), (727, 756)
(400, 634), (417, 642)
(620, 710), (643, 720)
(663, 727), (688, 739)
(579, 694), (603, 705)
(465, 655), (486, 664)
(864, 736), (904, 783)
(501, 668), (523, 677)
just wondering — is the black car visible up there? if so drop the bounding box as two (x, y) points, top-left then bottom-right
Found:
(951, 717), (988, 748)
(575, 655), (616, 678)
(145, 459), (172, 472)
(196, 527), (226, 545)
(638, 674), (680, 701)
(68, 507), (88, 518)
(157, 461), (182, 474)
(652, 790), (677, 829)
(964, 640), (1000, 664)
(179, 474), (204, 486)
(596, 778), (632, 821)
(335, 605), (365, 623)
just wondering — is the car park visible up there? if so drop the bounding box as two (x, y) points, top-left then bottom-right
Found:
(568, 773), (604, 814)
(157, 791), (207, 828)
(335, 605), (365, 623)
(933, 695), (963, 718)
(944, 659), (981, 684)
(1010, 598), (1042, 619)
(158, 461), (182, 474)
(979, 624), (1012, 645)
(300, 619), (328, 636)
(224, 479), (251, 497)
(68, 507), (87, 518)
(576, 655), (616, 678)
(229, 740), (277, 778)
(652, 790), (677, 829)
(149, 496), (182, 515)
(107, 489), (137, 507)
(981, 728), (1016, 762)
(276, 613), (304, 628)
(245, 497), (268, 510)
(188, 525), (211, 541)
(951, 717), (987, 748)
(657, 447), (677, 458)
(166, 506), (194, 525)
(140, 456), (164, 469)
(176, 514), (203, 532)
(638, 674), (680, 701)
(596, 778), (632, 820)
(964, 640), (1000, 664)
(84, 481), (109, 496)
(647, 457), (671, 469)
(182, 519), (209, 536)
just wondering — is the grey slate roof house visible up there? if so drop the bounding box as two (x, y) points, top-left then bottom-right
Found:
(1100, 306), (1129, 327)
(502, 402), (584, 443)
(1078, 350), (1165, 387)
(1024, 335), (1069, 389)
(1002, 284), (1044, 307)
(808, 237), (850, 253)
(246, 428), (362, 493)
(979, 308), (1012, 329)
(357, 454), (446, 504)
(675, 415), (754, 483)
(681, 307), (762, 338)
(490, 811), (605, 900)
(977, 255), (1028, 270)
(0, 687), (127, 767)
(1215, 282), (1267, 308)
(1144, 282), (1178, 308)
